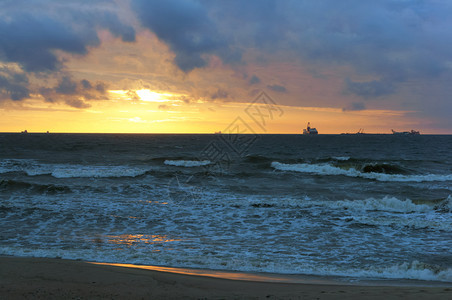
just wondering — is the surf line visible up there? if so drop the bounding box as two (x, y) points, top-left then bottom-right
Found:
(88, 262), (343, 285)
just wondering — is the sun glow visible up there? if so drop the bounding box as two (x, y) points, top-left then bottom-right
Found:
(135, 89), (178, 102)
(0, 88), (425, 134)
(0, 93), (421, 134)
(109, 89), (180, 103)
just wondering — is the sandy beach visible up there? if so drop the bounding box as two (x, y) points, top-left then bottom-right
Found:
(0, 256), (450, 299)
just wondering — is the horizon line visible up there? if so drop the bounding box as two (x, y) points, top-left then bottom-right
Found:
(1, 131), (451, 135)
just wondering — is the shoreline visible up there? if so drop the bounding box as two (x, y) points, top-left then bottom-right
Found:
(1, 256), (451, 299)
(89, 262), (452, 287)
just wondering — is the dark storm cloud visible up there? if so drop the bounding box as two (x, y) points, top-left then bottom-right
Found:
(2, 0), (452, 115)
(56, 76), (79, 95)
(65, 98), (91, 109)
(249, 75), (261, 85)
(40, 76), (109, 108)
(0, 13), (88, 72)
(94, 82), (107, 94)
(59, 7), (136, 44)
(0, 70), (30, 101)
(215, 0), (444, 74)
(0, 0), (135, 106)
(62, 77), (108, 97)
(345, 78), (395, 99)
(94, 11), (136, 43)
(131, 0), (240, 72)
(0, 4), (135, 72)
(134, 0), (452, 99)
(202, 0), (288, 51)
(267, 84), (287, 93)
(210, 88), (229, 100)
(81, 79), (92, 90)
(242, 1), (452, 98)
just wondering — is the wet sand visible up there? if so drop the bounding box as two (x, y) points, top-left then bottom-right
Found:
(0, 256), (451, 299)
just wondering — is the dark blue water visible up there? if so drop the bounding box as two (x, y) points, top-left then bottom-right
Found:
(1, 133), (451, 282)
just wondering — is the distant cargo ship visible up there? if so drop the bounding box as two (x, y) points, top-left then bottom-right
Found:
(303, 122), (318, 135)
(391, 129), (420, 135)
(341, 128), (366, 135)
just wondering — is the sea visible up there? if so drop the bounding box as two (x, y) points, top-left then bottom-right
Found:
(1, 133), (451, 284)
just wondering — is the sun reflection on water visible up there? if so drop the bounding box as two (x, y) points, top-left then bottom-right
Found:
(88, 262), (334, 284)
(106, 234), (185, 247)
(141, 200), (168, 205)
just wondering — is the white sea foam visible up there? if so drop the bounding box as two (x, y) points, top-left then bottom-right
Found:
(4, 245), (450, 283)
(271, 161), (452, 182)
(353, 214), (452, 231)
(1, 190), (451, 282)
(0, 159), (37, 174)
(351, 261), (452, 282)
(314, 196), (452, 230)
(328, 196), (432, 213)
(265, 260), (452, 282)
(164, 160), (211, 167)
(332, 156), (350, 161)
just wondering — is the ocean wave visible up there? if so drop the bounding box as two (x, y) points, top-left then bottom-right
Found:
(164, 160), (211, 167)
(2, 247), (451, 283)
(0, 159), (150, 178)
(0, 179), (72, 194)
(243, 195), (451, 230)
(361, 163), (410, 174)
(0, 159), (37, 174)
(332, 156), (350, 161)
(349, 213), (452, 231)
(434, 195), (452, 213)
(255, 260), (452, 282)
(353, 261), (452, 282)
(48, 165), (150, 178)
(328, 196), (432, 213)
(322, 196), (452, 231)
(271, 161), (452, 182)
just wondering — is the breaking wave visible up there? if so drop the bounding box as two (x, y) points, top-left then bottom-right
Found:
(0, 159), (36, 174)
(354, 261), (452, 282)
(332, 156), (351, 161)
(327, 196), (432, 213)
(315, 261), (452, 282)
(271, 161), (452, 182)
(319, 196), (452, 231)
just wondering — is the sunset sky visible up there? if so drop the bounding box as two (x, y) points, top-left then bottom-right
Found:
(1, 0), (451, 134)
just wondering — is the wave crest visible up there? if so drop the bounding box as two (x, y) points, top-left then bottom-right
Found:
(331, 196), (432, 213)
(363, 261), (452, 282)
(0, 159), (150, 178)
(271, 161), (452, 182)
